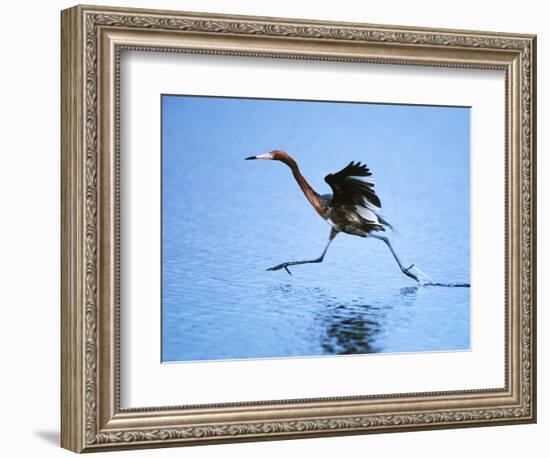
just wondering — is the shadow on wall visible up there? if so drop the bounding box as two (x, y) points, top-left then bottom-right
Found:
(34, 430), (59, 447)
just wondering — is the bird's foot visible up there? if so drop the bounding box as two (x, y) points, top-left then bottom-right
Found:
(402, 264), (420, 282)
(266, 263), (293, 276)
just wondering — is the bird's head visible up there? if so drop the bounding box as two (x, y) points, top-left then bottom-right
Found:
(245, 149), (292, 163)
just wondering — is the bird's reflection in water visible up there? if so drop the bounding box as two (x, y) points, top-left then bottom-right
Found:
(269, 284), (419, 356)
(321, 305), (382, 354)
(399, 286), (420, 303)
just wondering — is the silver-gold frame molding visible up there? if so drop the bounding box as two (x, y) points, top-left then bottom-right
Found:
(61, 4), (537, 453)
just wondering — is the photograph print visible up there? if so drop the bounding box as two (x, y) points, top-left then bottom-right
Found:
(161, 94), (471, 363)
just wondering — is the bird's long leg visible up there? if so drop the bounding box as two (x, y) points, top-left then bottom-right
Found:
(267, 229), (338, 275)
(369, 234), (419, 282)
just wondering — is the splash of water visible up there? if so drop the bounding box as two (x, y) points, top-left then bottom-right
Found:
(410, 265), (470, 288)
(408, 265), (434, 284)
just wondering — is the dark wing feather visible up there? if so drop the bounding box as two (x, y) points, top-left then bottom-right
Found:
(324, 161), (381, 209)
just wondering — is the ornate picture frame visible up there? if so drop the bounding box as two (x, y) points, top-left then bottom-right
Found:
(61, 4), (536, 453)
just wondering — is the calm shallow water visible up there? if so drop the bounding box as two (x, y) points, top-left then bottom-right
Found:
(161, 96), (470, 362)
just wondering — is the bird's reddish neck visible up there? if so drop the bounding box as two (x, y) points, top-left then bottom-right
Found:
(278, 154), (324, 217)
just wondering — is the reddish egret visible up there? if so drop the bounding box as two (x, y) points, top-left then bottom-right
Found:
(245, 149), (420, 281)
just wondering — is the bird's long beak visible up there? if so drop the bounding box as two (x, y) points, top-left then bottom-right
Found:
(244, 153), (273, 160)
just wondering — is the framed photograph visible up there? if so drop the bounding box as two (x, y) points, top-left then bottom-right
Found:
(61, 4), (537, 453)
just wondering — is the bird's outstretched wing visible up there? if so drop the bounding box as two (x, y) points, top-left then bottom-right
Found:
(324, 161), (381, 210)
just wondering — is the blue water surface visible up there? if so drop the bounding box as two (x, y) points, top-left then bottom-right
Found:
(161, 95), (470, 362)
